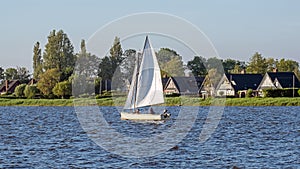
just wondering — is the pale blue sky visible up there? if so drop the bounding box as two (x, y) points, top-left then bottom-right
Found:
(1, 0), (300, 72)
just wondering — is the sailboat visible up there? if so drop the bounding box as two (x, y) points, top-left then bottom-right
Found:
(120, 36), (170, 121)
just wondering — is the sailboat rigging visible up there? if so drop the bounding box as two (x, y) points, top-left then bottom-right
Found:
(120, 36), (170, 120)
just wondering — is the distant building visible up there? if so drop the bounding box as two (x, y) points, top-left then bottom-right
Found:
(164, 76), (205, 96)
(215, 74), (263, 97)
(257, 71), (300, 96)
(0, 80), (21, 95)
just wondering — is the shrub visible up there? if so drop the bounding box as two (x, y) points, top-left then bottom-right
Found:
(14, 84), (26, 97)
(52, 81), (72, 99)
(165, 93), (181, 97)
(246, 89), (253, 98)
(24, 85), (39, 99)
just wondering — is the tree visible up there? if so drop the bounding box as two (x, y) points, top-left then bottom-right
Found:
(187, 56), (207, 76)
(37, 68), (60, 96)
(16, 66), (30, 83)
(230, 61), (246, 73)
(222, 59), (237, 73)
(33, 41), (43, 79)
(163, 57), (185, 76)
(43, 30), (76, 81)
(14, 84), (26, 97)
(98, 36), (124, 80)
(156, 48), (185, 77)
(121, 49), (137, 80)
(99, 56), (113, 80)
(0, 67), (4, 81)
(53, 80), (72, 99)
(246, 52), (268, 74)
(266, 57), (276, 72)
(24, 85), (39, 99)
(4, 68), (18, 80)
(276, 58), (299, 72)
(206, 57), (224, 74)
(75, 39), (100, 77)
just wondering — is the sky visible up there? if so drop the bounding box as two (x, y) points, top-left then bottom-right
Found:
(1, 0), (300, 73)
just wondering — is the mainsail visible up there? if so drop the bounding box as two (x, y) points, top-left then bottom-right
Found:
(123, 36), (164, 110)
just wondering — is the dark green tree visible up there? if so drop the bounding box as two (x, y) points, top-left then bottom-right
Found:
(4, 68), (18, 80)
(99, 56), (113, 80)
(222, 59), (237, 73)
(75, 39), (100, 77)
(16, 66), (30, 83)
(0, 67), (4, 81)
(230, 61), (246, 73)
(246, 52), (268, 74)
(98, 36), (124, 80)
(187, 56), (207, 76)
(121, 49), (137, 81)
(33, 41), (43, 79)
(110, 36), (124, 78)
(43, 30), (76, 81)
(206, 57), (224, 74)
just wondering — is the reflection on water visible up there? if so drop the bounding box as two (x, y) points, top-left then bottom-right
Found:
(0, 106), (299, 168)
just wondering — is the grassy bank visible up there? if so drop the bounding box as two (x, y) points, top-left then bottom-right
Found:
(1, 96), (300, 106)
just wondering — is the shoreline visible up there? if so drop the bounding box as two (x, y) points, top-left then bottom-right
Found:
(0, 97), (300, 106)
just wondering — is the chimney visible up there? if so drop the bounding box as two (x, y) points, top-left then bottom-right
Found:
(5, 80), (9, 92)
(273, 68), (278, 73)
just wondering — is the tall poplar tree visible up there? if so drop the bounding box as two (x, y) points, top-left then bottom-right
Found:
(75, 39), (100, 77)
(98, 36), (124, 80)
(33, 41), (43, 79)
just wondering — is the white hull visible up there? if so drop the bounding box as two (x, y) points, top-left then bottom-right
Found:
(120, 112), (169, 121)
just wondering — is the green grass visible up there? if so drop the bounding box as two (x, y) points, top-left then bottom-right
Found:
(0, 97), (300, 106)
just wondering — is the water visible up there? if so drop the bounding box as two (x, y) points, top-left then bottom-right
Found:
(0, 106), (299, 168)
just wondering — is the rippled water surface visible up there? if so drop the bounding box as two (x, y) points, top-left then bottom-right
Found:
(0, 106), (299, 168)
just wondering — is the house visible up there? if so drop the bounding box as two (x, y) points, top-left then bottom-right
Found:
(0, 80), (21, 95)
(164, 76), (205, 96)
(215, 74), (263, 97)
(257, 71), (300, 96)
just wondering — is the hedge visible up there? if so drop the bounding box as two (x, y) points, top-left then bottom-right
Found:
(263, 88), (300, 97)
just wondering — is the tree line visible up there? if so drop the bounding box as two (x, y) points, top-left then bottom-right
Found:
(0, 29), (299, 98)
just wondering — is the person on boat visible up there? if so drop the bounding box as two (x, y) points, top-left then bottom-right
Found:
(149, 107), (154, 114)
(163, 109), (170, 118)
(135, 109), (140, 114)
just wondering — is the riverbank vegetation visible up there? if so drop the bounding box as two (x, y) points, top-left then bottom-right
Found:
(1, 97), (300, 107)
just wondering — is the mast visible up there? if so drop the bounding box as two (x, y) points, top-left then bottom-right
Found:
(133, 52), (140, 111)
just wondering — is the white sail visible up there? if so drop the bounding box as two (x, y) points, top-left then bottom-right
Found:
(123, 36), (164, 110)
(123, 52), (139, 110)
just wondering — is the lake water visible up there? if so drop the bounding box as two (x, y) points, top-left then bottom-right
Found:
(0, 106), (299, 168)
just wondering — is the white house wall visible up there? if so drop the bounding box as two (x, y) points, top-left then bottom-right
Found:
(260, 76), (275, 89)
